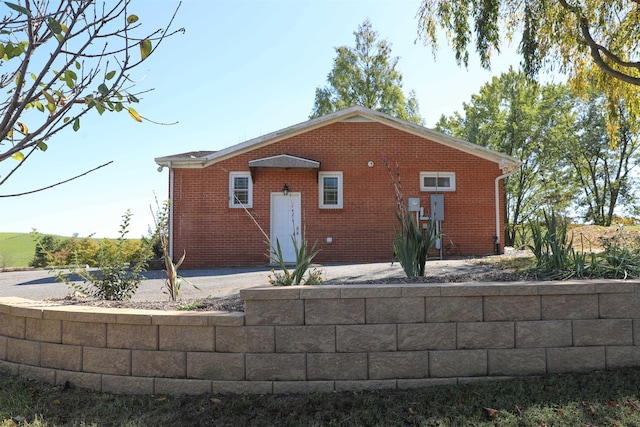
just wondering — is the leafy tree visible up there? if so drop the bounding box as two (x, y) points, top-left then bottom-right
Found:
(0, 0), (183, 190)
(566, 94), (640, 226)
(311, 19), (423, 124)
(416, 0), (640, 139)
(29, 233), (60, 267)
(436, 69), (576, 247)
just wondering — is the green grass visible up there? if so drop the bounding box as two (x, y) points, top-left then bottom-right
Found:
(0, 232), (37, 268)
(3, 368), (640, 426)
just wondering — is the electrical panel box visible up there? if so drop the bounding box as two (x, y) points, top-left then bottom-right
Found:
(408, 198), (421, 212)
(430, 194), (444, 221)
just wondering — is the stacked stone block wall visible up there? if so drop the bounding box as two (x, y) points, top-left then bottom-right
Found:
(2, 280), (640, 395)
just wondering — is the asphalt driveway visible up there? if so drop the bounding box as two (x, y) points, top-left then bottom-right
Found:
(0, 259), (494, 302)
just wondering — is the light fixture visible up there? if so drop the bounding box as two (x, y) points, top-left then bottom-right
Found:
(282, 184), (290, 195)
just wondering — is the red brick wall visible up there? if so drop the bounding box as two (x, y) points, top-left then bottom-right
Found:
(170, 121), (507, 268)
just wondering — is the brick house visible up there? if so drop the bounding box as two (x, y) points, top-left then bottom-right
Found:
(155, 106), (520, 268)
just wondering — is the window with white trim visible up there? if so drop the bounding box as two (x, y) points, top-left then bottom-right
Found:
(420, 172), (456, 192)
(319, 172), (343, 209)
(229, 172), (252, 208)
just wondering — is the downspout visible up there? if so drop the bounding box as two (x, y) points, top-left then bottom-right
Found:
(168, 161), (174, 261)
(494, 166), (517, 255)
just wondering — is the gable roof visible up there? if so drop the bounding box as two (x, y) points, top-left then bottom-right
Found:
(155, 106), (521, 172)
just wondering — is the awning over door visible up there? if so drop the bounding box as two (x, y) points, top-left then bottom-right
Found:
(249, 154), (320, 181)
(249, 154), (320, 169)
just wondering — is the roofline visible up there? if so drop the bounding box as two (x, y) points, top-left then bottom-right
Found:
(155, 106), (521, 170)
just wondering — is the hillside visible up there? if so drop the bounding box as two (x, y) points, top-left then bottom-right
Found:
(0, 232), (150, 269)
(0, 232), (37, 268)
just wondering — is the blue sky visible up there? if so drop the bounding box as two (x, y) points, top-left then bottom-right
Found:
(1, 0), (528, 238)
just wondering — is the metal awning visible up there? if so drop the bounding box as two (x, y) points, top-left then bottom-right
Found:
(249, 154), (321, 182)
(248, 154), (320, 169)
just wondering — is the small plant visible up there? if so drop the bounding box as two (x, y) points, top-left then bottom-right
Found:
(151, 197), (199, 301)
(236, 195), (322, 286)
(267, 235), (322, 286)
(53, 210), (151, 300)
(305, 267), (324, 285)
(595, 238), (640, 279)
(527, 210), (640, 280)
(384, 154), (439, 277)
(528, 211), (578, 279)
(177, 300), (207, 311)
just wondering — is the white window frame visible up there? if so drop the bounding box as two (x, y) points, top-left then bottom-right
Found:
(319, 171), (343, 209)
(229, 172), (253, 208)
(420, 172), (456, 192)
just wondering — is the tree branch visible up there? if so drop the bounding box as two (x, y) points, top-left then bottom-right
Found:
(0, 161), (113, 197)
(558, 0), (640, 86)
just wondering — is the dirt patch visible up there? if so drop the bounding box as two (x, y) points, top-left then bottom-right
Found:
(570, 225), (639, 251)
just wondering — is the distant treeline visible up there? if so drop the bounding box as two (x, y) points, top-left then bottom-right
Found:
(30, 233), (160, 268)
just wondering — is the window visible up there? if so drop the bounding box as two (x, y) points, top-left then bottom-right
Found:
(319, 172), (343, 208)
(229, 172), (252, 208)
(420, 172), (456, 192)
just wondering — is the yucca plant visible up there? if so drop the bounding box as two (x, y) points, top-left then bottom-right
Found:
(528, 210), (600, 279)
(392, 212), (424, 277)
(599, 243), (640, 279)
(268, 236), (320, 286)
(528, 211), (575, 278)
(392, 212), (440, 277)
(383, 153), (440, 278)
(152, 198), (199, 301)
(236, 195), (322, 286)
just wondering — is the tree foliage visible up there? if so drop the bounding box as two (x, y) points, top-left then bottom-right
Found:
(416, 0), (640, 138)
(417, 0), (640, 85)
(438, 69), (640, 237)
(0, 0), (183, 187)
(436, 69), (577, 246)
(311, 19), (422, 124)
(566, 94), (640, 226)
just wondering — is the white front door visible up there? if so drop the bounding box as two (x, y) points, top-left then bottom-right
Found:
(270, 193), (302, 264)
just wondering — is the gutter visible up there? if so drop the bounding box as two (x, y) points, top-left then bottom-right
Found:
(168, 161), (174, 261)
(494, 166), (518, 254)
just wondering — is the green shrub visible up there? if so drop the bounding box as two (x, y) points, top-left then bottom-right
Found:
(30, 233), (61, 267)
(54, 210), (152, 300)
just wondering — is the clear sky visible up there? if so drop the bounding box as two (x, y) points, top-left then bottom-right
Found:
(0, 0), (528, 238)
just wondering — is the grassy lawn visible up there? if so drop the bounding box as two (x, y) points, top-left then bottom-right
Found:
(2, 368), (640, 426)
(0, 233), (36, 268)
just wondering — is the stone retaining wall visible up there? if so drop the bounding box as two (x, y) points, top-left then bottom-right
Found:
(2, 280), (640, 395)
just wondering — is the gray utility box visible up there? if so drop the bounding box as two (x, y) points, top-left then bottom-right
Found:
(408, 198), (421, 212)
(430, 194), (444, 221)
